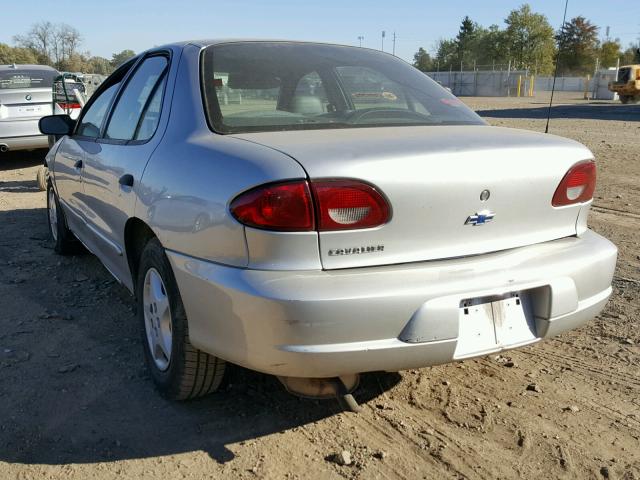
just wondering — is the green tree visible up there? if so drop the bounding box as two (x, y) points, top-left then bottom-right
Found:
(111, 49), (136, 68)
(412, 47), (433, 72)
(454, 16), (478, 68)
(620, 46), (640, 64)
(0, 43), (38, 64)
(503, 4), (556, 74)
(86, 56), (112, 74)
(599, 40), (622, 69)
(475, 25), (509, 68)
(556, 16), (599, 75)
(434, 38), (458, 71)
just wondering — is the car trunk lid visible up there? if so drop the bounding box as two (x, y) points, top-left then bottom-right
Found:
(233, 125), (593, 270)
(0, 88), (52, 122)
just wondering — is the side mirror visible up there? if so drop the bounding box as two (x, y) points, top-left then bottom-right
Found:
(39, 115), (75, 136)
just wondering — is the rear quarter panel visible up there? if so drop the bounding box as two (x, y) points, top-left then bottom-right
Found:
(136, 43), (309, 267)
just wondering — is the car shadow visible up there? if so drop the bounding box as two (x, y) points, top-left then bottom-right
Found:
(476, 102), (640, 122)
(0, 207), (401, 466)
(0, 179), (41, 193)
(0, 149), (48, 171)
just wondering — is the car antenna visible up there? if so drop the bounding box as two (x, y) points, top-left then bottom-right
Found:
(545, 0), (570, 134)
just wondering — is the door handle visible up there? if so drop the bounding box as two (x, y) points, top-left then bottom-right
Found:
(74, 159), (83, 169)
(119, 174), (134, 187)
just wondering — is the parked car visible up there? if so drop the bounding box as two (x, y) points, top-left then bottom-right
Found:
(0, 64), (59, 152)
(40, 40), (617, 402)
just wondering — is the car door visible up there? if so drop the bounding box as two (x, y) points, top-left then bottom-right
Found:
(54, 79), (123, 235)
(81, 53), (171, 286)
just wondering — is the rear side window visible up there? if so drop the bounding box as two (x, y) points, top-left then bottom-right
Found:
(0, 69), (57, 89)
(134, 74), (167, 141)
(105, 56), (168, 141)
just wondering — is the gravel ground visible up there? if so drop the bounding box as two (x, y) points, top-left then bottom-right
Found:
(0, 92), (638, 479)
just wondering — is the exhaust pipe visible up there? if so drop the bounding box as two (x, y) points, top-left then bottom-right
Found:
(0, 144), (8, 153)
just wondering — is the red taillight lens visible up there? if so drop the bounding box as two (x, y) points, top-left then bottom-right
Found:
(57, 102), (82, 110)
(311, 180), (390, 231)
(230, 180), (315, 231)
(552, 160), (596, 207)
(230, 179), (391, 232)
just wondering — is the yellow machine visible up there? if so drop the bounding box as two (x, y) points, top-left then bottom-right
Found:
(609, 65), (640, 104)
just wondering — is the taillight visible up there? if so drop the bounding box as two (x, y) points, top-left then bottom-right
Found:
(552, 160), (596, 207)
(57, 102), (81, 110)
(311, 180), (390, 231)
(230, 180), (314, 231)
(230, 179), (391, 232)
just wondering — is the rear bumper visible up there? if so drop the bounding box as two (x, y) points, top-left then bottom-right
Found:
(168, 230), (617, 378)
(0, 134), (49, 151)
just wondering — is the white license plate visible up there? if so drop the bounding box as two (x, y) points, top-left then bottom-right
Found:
(454, 293), (537, 359)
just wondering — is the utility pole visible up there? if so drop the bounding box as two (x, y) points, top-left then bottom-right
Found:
(381, 31), (386, 52)
(392, 32), (396, 56)
(357, 36), (364, 47)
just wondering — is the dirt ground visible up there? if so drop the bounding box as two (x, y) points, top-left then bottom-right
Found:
(1, 92), (638, 480)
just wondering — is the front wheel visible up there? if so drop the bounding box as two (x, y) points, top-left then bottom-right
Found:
(36, 166), (48, 191)
(137, 237), (226, 400)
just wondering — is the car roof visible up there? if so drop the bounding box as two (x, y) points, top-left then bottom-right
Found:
(152, 39), (362, 51)
(0, 64), (59, 71)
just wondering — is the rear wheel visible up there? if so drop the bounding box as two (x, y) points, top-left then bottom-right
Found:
(620, 95), (631, 104)
(137, 237), (226, 400)
(47, 184), (77, 254)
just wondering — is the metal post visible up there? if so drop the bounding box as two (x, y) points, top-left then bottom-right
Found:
(381, 31), (385, 52)
(392, 32), (396, 56)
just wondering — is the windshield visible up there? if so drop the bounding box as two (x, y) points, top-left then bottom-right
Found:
(0, 69), (58, 90)
(201, 42), (485, 134)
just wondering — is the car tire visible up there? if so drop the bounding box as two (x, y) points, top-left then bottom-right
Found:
(137, 237), (226, 400)
(47, 183), (78, 254)
(37, 166), (48, 192)
(620, 95), (630, 104)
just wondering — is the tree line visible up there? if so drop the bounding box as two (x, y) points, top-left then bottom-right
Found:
(0, 21), (135, 74)
(413, 4), (640, 75)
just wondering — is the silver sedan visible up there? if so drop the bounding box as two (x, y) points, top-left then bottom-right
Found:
(39, 40), (617, 401)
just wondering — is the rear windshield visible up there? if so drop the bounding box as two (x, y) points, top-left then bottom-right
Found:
(201, 42), (485, 134)
(0, 69), (57, 90)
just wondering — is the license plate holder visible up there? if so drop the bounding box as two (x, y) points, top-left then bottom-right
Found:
(454, 292), (537, 359)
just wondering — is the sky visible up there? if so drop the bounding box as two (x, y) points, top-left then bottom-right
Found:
(0, 0), (638, 63)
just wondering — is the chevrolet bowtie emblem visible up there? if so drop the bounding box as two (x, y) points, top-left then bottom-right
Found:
(465, 210), (495, 226)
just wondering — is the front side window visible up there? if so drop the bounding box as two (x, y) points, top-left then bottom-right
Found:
(76, 83), (120, 138)
(202, 42), (484, 134)
(105, 56), (168, 141)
